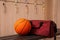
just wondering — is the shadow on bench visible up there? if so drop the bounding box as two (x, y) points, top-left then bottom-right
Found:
(0, 29), (60, 40)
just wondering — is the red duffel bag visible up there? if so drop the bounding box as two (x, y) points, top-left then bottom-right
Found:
(30, 20), (57, 37)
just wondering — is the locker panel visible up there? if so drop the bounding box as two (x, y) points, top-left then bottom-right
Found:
(35, 5), (45, 20)
(0, 1), (7, 36)
(28, 4), (45, 20)
(16, 3), (27, 19)
(0, 1), (2, 36)
(57, 0), (60, 28)
(27, 4), (37, 20)
(5, 2), (17, 36)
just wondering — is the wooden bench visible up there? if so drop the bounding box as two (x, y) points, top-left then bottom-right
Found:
(0, 29), (60, 40)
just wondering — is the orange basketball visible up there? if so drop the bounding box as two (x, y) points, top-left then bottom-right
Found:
(14, 18), (31, 35)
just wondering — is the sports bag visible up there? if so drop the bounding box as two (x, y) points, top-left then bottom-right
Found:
(30, 20), (57, 37)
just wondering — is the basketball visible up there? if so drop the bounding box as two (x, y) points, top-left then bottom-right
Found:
(14, 18), (31, 35)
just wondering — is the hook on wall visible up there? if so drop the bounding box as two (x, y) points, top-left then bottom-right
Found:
(3, 2), (6, 14)
(3, 2), (5, 5)
(25, 4), (29, 19)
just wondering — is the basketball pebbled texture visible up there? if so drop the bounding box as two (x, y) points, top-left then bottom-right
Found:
(14, 18), (31, 35)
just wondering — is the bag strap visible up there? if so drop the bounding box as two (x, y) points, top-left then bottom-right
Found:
(30, 21), (43, 29)
(30, 21), (35, 29)
(39, 22), (43, 27)
(49, 21), (57, 37)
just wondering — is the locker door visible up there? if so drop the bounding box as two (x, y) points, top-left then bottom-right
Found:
(28, 4), (36, 20)
(37, 0), (48, 20)
(57, 0), (60, 28)
(28, 4), (45, 20)
(0, 1), (1, 36)
(36, 5), (45, 20)
(0, 1), (6, 37)
(5, 2), (17, 36)
(16, 3), (27, 19)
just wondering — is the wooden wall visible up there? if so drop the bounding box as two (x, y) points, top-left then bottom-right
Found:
(0, 0), (59, 37)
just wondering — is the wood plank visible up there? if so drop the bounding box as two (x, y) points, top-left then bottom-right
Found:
(0, 1), (7, 36)
(3, 2), (17, 36)
(0, 29), (60, 40)
(16, 3), (27, 19)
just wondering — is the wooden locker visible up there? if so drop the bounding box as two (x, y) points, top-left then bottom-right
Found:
(0, 1), (2, 36)
(56, 0), (60, 28)
(28, 4), (45, 20)
(36, 5), (45, 20)
(4, 2), (17, 36)
(27, 4), (36, 20)
(0, 1), (1, 36)
(16, 3), (27, 19)
(0, 1), (7, 36)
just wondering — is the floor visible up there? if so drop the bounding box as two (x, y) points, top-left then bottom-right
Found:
(0, 29), (60, 40)
(39, 35), (60, 40)
(0, 34), (60, 40)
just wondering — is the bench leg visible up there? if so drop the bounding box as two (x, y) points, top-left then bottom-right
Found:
(54, 33), (56, 40)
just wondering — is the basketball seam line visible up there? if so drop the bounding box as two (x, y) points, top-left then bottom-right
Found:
(15, 19), (25, 30)
(20, 21), (27, 35)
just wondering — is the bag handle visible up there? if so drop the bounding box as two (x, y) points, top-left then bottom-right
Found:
(30, 21), (43, 29)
